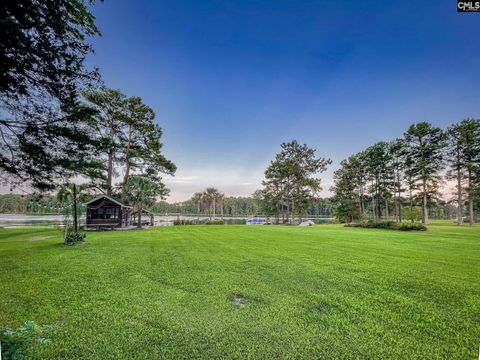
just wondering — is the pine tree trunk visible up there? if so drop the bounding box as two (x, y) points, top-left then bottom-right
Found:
(385, 198), (389, 219)
(375, 180), (380, 221)
(285, 201), (290, 224)
(395, 172), (401, 222)
(457, 163), (464, 225)
(398, 186), (402, 223)
(291, 199), (295, 225)
(358, 179), (364, 215)
(468, 169), (475, 226)
(137, 208), (142, 228)
(123, 124), (133, 192)
(282, 204), (285, 224)
(455, 145), (463, 225)
(106, 125), (115, 196)
(469, 197), (474, 226)
(422, 179), (429, 224)
(106, 154), (113, 196)
(358, 184), (364, 215)
(394, 192), (398, 222)
(378, 192), (382, 220)
(409, 185), (413, 222)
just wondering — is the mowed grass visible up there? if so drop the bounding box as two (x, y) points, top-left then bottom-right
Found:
(0, 223), (479, 359)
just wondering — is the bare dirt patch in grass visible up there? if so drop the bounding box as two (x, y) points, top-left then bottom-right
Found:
(231, 294), (250, 308)
(26, 236), (55, 241)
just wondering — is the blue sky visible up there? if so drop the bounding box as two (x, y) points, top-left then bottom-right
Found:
(88, 0), (480, 202)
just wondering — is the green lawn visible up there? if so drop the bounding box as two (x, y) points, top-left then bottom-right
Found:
(0, 223), (479, 359)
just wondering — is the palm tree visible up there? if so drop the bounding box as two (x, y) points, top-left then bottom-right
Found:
(56, 183), (93, 204)
(217, 193), (225, 219)
(191, 192), (203, 223)
(204, 188), (217, 219)
(123, 175), (166, 228)
(200, 188), (225, 219)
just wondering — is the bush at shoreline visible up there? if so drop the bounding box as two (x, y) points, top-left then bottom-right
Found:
(345, 220), (427, 231)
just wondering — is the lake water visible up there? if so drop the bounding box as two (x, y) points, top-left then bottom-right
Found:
(0, 214), (68, 227)
(0, 214), (333, 227)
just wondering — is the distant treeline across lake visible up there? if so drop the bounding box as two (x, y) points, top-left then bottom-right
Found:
(0, 194), (336, 217)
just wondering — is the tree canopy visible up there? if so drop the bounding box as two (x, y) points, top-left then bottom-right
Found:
(331, 121), (478, 226)
(447, 119), (480, 226)
(123, 175), (168, 228)
(256, 140), (331, 223)
(0, 0), (104, 190)
(83, 87), (176, 196)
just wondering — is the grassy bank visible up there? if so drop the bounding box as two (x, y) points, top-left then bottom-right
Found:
(0, 222), (479, 359)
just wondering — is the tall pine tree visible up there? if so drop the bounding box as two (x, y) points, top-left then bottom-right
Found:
(404, 122), (447, 224)
(448, 119), (480, 226)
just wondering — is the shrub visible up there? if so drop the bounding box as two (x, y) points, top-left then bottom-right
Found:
(396, 222), (427, 231)
(173, 219), (196, 226)
(64, 226), (86, 245)
(403, 206), (422, 222)
(204, 219), (225, 225)
(373, 220), (397, 229)
(345, 221), (427, 231)
(345, 220), (394, 229)
(1, 320), (51, 359)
